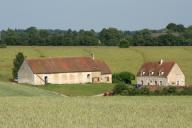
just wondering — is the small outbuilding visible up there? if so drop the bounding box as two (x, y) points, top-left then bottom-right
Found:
(18, 56), (112, 85)
(136, 59), (185, 86)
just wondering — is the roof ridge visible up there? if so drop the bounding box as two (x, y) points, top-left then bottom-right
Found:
(143, 60), (176, 64)
(26, 56), (111, 74)
(26, 56), (92, 61)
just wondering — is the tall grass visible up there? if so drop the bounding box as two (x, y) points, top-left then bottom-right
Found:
(0, 96), (191, 128)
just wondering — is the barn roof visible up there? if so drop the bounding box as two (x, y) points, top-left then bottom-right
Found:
(137, 60), (176, 77)
(95, 60), (112, 75)
(26, 57), (111, 74)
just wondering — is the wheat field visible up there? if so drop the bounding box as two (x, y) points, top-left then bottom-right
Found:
(0, 96), (191, 128)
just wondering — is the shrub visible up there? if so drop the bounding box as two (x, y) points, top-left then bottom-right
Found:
(160, 87), (169, 95)
(0, 43), (7, 48)
(153, 89), (161, 95)
(180, 87), (192, 95)
(113, 72), (135, 84)
(119, 72), (135, 84)
(152, 86), (177, 95)
(113, 83), (127, 95)
(119, 40), (130, 48)
(127, 86), (137, 96)
(113, 84), (192, 96)
(121, 90), (129, 96)
(157, 86), (176, 95)
(167, 86), (176, 94)
(139, 86), (150, 95)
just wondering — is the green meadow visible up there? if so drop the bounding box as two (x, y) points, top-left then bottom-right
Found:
(37, 83), (115, 96)
(0, 46), (192, 84)
(0, 82), (59, 96)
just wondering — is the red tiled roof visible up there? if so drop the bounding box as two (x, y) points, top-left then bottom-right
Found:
(26, 57), (111, 74)
(137, 61), (176, 77)
(95, 60), (112, 75)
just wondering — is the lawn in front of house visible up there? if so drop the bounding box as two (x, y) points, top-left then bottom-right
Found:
(37, 83), (115, 96)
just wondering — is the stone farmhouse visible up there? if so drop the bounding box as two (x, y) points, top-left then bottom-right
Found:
(136, 59), (185, 86)
(18, 56), (112, 85)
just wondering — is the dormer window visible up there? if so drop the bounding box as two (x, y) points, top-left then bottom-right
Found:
(141, 72), (145, 76)
(159, 71), (164, 76)
(150, 72), (154, 75)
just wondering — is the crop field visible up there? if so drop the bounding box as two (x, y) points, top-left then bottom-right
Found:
(0, 46), (192, 84)
(0, 96), (191, 128)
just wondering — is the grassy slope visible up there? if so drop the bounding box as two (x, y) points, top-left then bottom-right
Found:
(0, 46), (192, 84)
(0, 82), (59, 96)
(0, 96), (191, 128)
(37, 84), (115, 96)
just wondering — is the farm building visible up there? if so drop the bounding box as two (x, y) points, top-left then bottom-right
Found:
(136, 59), (185, 86)
(18, 56), (112, 85)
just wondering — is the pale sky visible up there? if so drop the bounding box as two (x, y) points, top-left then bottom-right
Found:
(0, 0), (192, 31)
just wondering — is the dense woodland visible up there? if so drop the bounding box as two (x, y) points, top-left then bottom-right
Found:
(0, 23), (192, 46)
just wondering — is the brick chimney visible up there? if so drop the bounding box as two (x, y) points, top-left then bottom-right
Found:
(159, 59), (163, 65)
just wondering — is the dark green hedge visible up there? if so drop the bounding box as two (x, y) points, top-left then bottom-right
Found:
(113, 83), (192, 96)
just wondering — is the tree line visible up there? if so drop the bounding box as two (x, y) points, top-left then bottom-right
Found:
(1, 23), (192, 46)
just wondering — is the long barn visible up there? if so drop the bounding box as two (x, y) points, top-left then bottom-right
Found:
(18, 56), (112, 85)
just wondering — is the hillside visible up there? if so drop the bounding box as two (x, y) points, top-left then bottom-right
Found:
(0, 46), (192, 84)
(0, 82), (59, 96)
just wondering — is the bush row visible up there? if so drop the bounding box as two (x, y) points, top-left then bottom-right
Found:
(113, 83), (192, 96)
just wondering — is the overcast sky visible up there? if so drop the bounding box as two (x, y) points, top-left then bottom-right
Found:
(0, 0), (192, 31)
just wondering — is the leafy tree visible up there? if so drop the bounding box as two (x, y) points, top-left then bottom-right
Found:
(3, 29), (20, 45)
(167, 23), (177, 31)
(113, 72), (135, 84)
(119, 39), (130, 48)
(176, 24), (185, 32)
(79, 30), (98, 46)
(157, 34), (179, 46)
(167, 23), (185, 32)
(99, 28), (123, 46)
(119, 72), (135, 84)
(12, 52), (25, 79)
(183, 26), (192, 41)
(1, 24), (192, 46)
